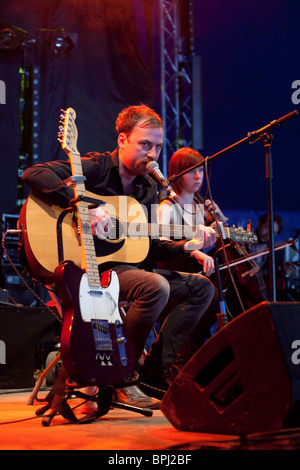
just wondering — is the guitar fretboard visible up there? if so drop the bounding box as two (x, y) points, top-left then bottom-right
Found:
(62, 109), (101, 288)
(111, 220), (257, 243)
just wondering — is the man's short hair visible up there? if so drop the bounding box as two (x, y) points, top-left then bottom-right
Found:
(115, 103), (163, 135)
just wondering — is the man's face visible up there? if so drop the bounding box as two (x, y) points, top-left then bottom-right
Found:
(118, 119), (164, 176)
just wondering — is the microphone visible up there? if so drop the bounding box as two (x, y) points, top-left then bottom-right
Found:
(146, 161), (180, 203)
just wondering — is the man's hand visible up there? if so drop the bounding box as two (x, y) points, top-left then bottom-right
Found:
(89, 206), (113, 237)
(183, 224), (216, 252)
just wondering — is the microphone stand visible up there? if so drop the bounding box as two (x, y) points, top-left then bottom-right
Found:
(261, 131), (276, 301)
(169, 110), (298, 302)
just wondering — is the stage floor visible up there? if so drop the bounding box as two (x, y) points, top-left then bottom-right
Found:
(0, 388), (300, 452)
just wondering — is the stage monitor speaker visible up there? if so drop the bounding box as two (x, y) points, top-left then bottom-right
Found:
(160, 301), (300, 435)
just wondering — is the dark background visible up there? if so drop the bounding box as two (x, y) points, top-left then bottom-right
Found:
(0, 0), (299, 239)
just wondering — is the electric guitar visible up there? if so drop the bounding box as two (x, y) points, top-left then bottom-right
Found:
(53, 108), (136, 385)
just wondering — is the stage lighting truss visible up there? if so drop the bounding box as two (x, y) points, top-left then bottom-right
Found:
(32, 66), (40, 165)
(159, 0), (203, 175)
(0, 22), (76, 209)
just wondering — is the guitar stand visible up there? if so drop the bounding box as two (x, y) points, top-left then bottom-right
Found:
(35, 373), (153, 426)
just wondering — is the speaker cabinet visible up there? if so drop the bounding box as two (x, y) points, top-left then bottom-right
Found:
(160, 301), (300, 435)
(0, 306), (60, 388)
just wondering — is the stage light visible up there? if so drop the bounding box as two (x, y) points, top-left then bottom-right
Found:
(47, 31), (76, 57)
(0, 20), (27, 50)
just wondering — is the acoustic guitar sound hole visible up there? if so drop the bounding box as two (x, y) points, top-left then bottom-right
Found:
(93, 216), (125, 257)
(103, 216), (124, 242)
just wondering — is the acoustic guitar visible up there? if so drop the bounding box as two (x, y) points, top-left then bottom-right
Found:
(19, 193), (257, 285)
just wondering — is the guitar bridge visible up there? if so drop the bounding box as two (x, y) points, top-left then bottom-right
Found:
(91, 319), (129, 367)
(91, 319), (112, 351)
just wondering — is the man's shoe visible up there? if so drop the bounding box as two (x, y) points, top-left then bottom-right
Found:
(138, 368), (170, 400)
(113, 385), (161, 410)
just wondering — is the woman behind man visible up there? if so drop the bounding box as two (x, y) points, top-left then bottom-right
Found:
(153, 147), (228, 374)
(156, 147), (228, 276)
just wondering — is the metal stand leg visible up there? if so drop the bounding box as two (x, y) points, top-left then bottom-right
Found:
(27, 352), (61, 405)
(27, 285), (62, 405)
